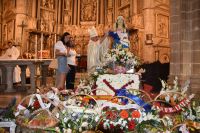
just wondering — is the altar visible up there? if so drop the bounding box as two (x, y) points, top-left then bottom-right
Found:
(0, 59), (52, 92)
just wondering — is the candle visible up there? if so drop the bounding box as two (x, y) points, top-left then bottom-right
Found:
(27, 41), (28, 52)
(54, 34), (56, 58)
(54, 34), (56, 44)
(35, 35), (37, 59)
(41, 33), (43, 59)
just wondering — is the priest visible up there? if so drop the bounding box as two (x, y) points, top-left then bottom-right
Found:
(0, 40), (21, 83)
(87, 27), (110, 73)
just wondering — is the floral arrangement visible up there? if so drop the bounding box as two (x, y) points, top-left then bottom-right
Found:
(75, 79), (93, 94)
(104, 47), (140, 71)
(15, 94), (60, 130)
(51, 108), (101, 133)
(98, 107), (165, 133)
(95, 74), (140, 95)
(48, 95), (101, 133)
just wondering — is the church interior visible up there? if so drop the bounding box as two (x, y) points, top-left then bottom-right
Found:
(0, 0), (200, 132)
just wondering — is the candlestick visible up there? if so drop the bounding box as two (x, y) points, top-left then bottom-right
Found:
(35, 35), (37, 59)
(54, 34), (56, 58)
(41, 33), (43, 59)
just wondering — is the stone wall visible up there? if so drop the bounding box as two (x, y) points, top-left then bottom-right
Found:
(170, 0), (200, 97)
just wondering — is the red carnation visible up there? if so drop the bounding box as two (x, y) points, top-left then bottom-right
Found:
(131, 110), (140, 118)
(110, 124), (114, 129)
(128, 120), (135, 130)
(119, 110), (129, 119)
(33, 100), (40, 109)
(106, 110), (117, 120)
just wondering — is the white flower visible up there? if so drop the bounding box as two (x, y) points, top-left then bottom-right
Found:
(79, 127), (82, 132)
(68, 124), (71, 128)
(122, 120), (127, 127)
(95, 116), (99, 122)
(103, 123), (108, 129)
(81, 122), (88, 127)
(62, 109), (66, 114)
(83, 115), (89, 119)
(72, 113), (76, 117)
(64, 117), (69, 123)
(66, 128), (72, 133)
(56, 113), (59, 118)
(94, 72), (98, 75)
(55, 127), (60, 132)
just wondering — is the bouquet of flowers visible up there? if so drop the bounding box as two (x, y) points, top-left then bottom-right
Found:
(50, 95), (102, 133)
(52, 108), (101, 133)
(104, 47), (140, 73)
(98, 107), (164, 133)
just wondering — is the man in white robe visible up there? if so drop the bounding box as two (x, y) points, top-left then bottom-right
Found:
(0, 41), (21, 83)
(87, 27), (109, 73)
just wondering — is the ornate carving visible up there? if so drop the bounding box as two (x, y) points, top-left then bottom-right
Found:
(26, 0), (33, 16)
(108, 0), (113, 8)
(80, 0), (97, 22)
(132, 14), (144, 28)
(156, 14), (169, 38)
(7, 20), (15, 40)
(40, 5), (55, 32)
(119, 7), (130, 22)
(41, 0), (54, 9)
(106, 9), (113, 24)
(48, 12), (55, 32)
(64, 0), (72, 10)
(64, 11), (71, 25)
(3, 0), (15, 12)
(3, 10), (16, 22)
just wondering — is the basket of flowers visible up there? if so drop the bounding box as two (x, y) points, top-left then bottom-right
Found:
(49, 94), (102, 133)
(15, 94), (61, 131)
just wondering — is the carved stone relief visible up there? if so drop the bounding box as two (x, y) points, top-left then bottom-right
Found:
(119, 7), (130, 22)
(3, 0), (15, 12)
(106, 9), (113, 24)
(41, 0), (54, 9)
(132, 14), (144, 28)
(80, 0), (97, 22)
(156, 14), (169, 38)
(7, 20), (15, 40)
(64, 0), (72, 10)
(40, 8), (55, 32)
(107, 0), (113, 8)
(64, 11), (71, 25)
(26, 0), (33, 16)
(119, 0), (129, 7)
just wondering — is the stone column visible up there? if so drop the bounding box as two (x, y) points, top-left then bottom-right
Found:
(0, 0), (2, 45)
(28, 64), (35, 93)
(190, 0), (200, 96)
(169, 0), (200, 97)
(5, 66), (15, 92)
(19, 65), (27, 86)
(142, 0), (155, 62)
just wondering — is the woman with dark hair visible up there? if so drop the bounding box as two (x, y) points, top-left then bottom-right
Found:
(54, 32), (71, 90)
(66, 40), (77, 90)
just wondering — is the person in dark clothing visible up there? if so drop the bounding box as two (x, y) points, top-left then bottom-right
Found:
(140, 61), (169, 93)
(66, 40), (77, 90)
